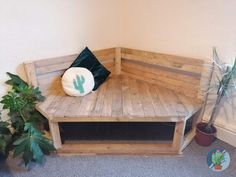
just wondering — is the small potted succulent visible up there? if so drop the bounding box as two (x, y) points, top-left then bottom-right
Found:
(195, 48), (236, 146)
(211, 149), (225, 170)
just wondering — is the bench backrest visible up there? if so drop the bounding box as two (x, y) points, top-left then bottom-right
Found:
(24, 48), (116, 94)
(121, 48), (205, 98)
(24, 47), (205, 99)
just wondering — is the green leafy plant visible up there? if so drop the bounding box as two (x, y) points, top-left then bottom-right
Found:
(0, 72), (55, 166)
(203, 48), (236, 133)
(212, 150), (225, 166)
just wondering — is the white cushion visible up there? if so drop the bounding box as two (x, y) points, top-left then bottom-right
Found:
(62, 67), (95, 96)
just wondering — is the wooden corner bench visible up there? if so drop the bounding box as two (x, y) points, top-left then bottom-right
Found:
(24, 47), (205, 155)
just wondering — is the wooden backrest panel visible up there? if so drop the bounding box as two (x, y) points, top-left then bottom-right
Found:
(24, 48), (116, 93)
(24, 47), (205, 99)
(121, 48), (204, 76)
(121, 48), (204, 98)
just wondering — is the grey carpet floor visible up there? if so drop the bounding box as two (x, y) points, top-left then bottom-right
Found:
(0, 140), (235, 177)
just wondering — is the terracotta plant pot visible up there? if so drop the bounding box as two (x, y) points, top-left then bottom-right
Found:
(214, 165), (222, 170)
(195, 122), (216, 146)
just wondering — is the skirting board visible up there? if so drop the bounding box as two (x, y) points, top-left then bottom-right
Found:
(203, 118), (236, 147)
(215, 125), (236, 147)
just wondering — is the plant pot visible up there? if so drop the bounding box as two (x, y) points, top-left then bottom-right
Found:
(195, 122), (216, 146)
(214, 165), (222, 170)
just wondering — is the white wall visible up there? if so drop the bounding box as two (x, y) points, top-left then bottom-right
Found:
(121, 0), (236, 61)
(121, 0), (236, 146)
(0, 0), (122, 96)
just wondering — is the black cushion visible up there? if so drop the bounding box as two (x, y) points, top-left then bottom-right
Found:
(68, 47), (110, 91)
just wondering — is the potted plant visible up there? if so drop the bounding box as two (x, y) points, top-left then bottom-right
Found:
(0, 72), (55, 167)
(211, 149), (225, 170)
(195, 48), (236, 146)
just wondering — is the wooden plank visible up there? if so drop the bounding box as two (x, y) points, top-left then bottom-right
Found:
(122, 71), (198, 98)
(58, 142), (176, 155)
(121, 76), (133, 117)
(54, 96), (76, 117)
(160, 89), (189, 117)
(34, 48), (115, 68)
(72, 91), (98, 117)
(154, 87), (179, 117)
(129, 78), (144, 117)
(34, 54), (78, 68)
(45, 90), (66, 116)
(64, 96), (83, 118)
(122, 62), (200, 96)
(176, 94), (202, 119)
(37, 75), (62, 93)
(147, 84), (169, 116)
(122, 60), (201, 84)
(93, 48), (115, 58)
(36, 62), (71, 75)
(36, 89), (61, 120)
(24, 62), (38, 87)
(172, 121), (186, 154)
(121, 48), (204, 75)
(111, 76), (123, 117)
(36, 57), (114, 76)
(102, 62), (115, 72)
(50, 116), (184, 123)
(136, 81), (156, 117)
(101, 77), (113, 117)
(181, 129), (196, 151)
(115, 47), (121, 75)
(49, 122), (62, 149)
(96, 54), (115, 63)
(90, 80), (108, 117)
(32, 48), (115, 76)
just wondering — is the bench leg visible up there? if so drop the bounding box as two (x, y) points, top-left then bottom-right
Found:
(49, 122), (62, 149)
(172, 120), (186, 154)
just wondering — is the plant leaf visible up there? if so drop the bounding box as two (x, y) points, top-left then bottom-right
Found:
(5, 72), (27, 88)
(12, 123), (55, 166)
(31, 141), (43, 163)
(13, 134), (28, 146)
(13, 137), (28, 158)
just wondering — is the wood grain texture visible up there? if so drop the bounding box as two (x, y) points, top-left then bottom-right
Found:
(121, 48), (204, 75)
(172, 121), (186, 153)
(121, 59), (201, 98)
(25, 48), (115, 94)
(49, 122), (62, 149)
(57, 142), (175, 155)
(181, 129), (196, 151)
(24, 47), (206, 155)
(24, 62), (38, 87)
(115, 47), (121, 75)
(36, 75), (202, 122)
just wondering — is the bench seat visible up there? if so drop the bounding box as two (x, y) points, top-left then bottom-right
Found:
(37, 75), (202, 123)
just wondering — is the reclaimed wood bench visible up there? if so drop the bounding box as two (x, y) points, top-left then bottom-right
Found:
(24, 47), (205, 155)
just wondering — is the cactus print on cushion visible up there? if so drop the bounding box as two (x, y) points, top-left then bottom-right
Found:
(66, 47), (110, 91)
(73, 75), (85, 94)
(62, 67), (94, 96)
